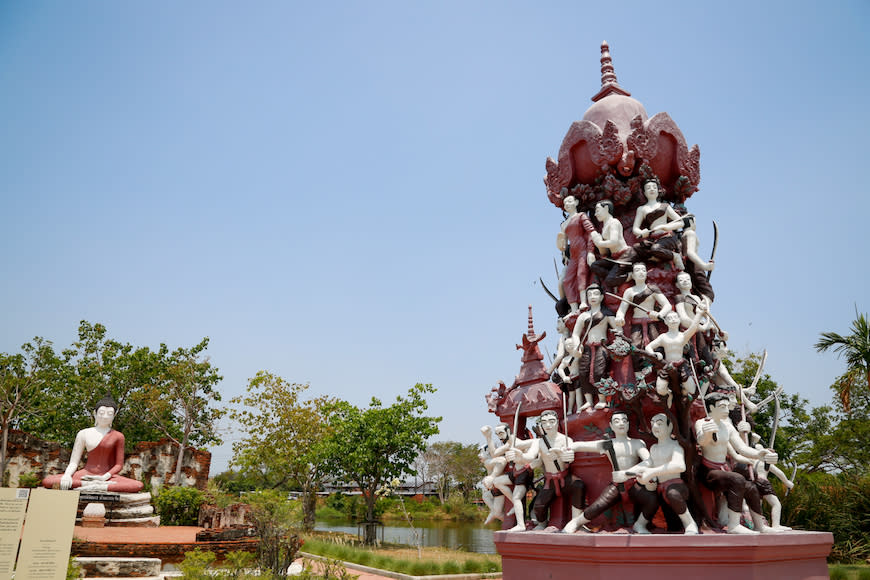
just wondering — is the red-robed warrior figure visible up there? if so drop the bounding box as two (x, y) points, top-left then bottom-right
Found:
(557, 194), (596, 312)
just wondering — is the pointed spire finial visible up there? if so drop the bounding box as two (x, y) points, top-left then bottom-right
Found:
(527, 305), (536, 341)
(591, 41), (631, 102)
(600, 41), (618, 86)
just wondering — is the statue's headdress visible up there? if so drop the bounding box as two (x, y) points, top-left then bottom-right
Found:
(94, 393), (119, 414)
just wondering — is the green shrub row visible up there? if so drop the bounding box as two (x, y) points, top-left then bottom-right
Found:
(177, 550), (358, 580)
(828, 564), (870, 580)
(301, 538), (500, 576)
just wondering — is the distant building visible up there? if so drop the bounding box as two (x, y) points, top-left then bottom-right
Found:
(319, 478), (437, 497)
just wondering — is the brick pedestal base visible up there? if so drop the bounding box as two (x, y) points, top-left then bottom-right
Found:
(494, 529), (833, 580)
(80, 516), (106, 528)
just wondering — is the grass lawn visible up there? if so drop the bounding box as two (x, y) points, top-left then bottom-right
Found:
(301, 532), (500, 576)
(828, 564), (870, 580)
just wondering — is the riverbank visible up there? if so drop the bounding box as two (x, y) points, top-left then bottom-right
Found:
(317, 495), (483, 523)
(302, 532), (501, 576)
(302, 552), (501, 580)
(313, 517), (498, 554)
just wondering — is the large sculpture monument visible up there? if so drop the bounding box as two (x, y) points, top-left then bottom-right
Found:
(481, 43), (832, 579)
(42, 395), (159, 527)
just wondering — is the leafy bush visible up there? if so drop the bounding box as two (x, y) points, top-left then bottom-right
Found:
(783, 472), (870, 562)
(223, 551), (257, 578)
(246, 491), (304, 577)
(17, 472), (41, 488)
(329, 494), (386, 522)
(203, 479), (238, 509)
(154, 486), (205, 526)
(67, 556), (82, 580)
(442, 494), (480, 520)
(178, 549), (216, 580)
(178, 550), (271, 580)
(326, 493), (347, 512)
(297, 558), (359, 580)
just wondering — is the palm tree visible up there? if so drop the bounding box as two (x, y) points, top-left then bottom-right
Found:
(815, 308), (870, 413)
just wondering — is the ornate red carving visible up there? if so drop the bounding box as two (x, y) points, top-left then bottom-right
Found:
(599, 120), (623, 166)
(542, 46), (700, 206)
(602, 174), (632, 207)
(627, 114), (657, 162)
(544, 157), (565, 206)
(680, 144), (701, 189)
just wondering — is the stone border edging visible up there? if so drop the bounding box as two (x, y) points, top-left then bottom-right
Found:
(299, 552), (502, 580)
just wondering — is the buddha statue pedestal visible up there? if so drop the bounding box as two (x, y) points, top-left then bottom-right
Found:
(81, 502), (107, 528)
(77, 491), (159, 527)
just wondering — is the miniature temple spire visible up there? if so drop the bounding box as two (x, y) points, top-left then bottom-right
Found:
(527, 304), (536, 341)
(514, 305), (549, 387)
(591, 41), (631, 102)
(600, 41), (619, 86)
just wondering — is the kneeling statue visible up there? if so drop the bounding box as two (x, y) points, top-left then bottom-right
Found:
(42, 395), (144, 493)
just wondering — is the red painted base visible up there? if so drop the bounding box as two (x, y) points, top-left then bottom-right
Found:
(494, 529), (833, 580)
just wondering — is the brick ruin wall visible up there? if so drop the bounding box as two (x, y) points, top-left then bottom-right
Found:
(4, 429), (211, 490)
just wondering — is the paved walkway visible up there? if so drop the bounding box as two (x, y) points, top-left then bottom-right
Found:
(73, 526), (396, 579)
(74, 525), (202, 544)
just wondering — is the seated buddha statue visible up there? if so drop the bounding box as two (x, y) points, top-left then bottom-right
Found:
(42, 395), (144, 493)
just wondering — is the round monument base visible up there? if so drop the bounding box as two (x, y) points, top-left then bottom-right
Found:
(494, 529), (833, 580)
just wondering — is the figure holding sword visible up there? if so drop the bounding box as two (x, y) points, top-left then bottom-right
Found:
(482, 419), (536, 532)
(695, 392), (777, 534)
(629, 413), (699, 534)
(588, 200), (638, 290)
(679, 214), (716, 302)
(643, 303), (708, 406)
(613, 262), (672, 352)
(631, 179), (685, 271)
(570, 284), (616, 412)
(563, 410), (650, 533)
(674, 271), (718, 369)
(729, 434), (795, 531)
(507, 410), (574, 531)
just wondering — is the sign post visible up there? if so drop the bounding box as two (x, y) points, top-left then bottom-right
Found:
(16, 488), (79, 580)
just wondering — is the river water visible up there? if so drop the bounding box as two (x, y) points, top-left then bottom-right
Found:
(314, 519), (498, 554)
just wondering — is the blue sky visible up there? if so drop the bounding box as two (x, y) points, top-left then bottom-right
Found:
(1, 1), (868, 473)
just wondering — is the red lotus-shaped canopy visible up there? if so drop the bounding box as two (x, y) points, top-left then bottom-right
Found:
(544, 42), (700, 210)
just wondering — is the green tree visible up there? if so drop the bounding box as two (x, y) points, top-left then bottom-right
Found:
(0, 338), (60, 477)
(211, 469), (263, 494)
(16, 321), (223, 479)
(725, 351), (870, 474)
(448, 442), (485, 499)
(423, 441), (484, 503)
(322, 383), (441, 544)
(228, 372), (334, 531)
(815, 308), (870, 412)
(21, 321), (173, 447)
(722, 352), (809, 465)
(129, 338), (224, 485)
(792, 385), (870, 474)
(422, 442), (452, 504)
